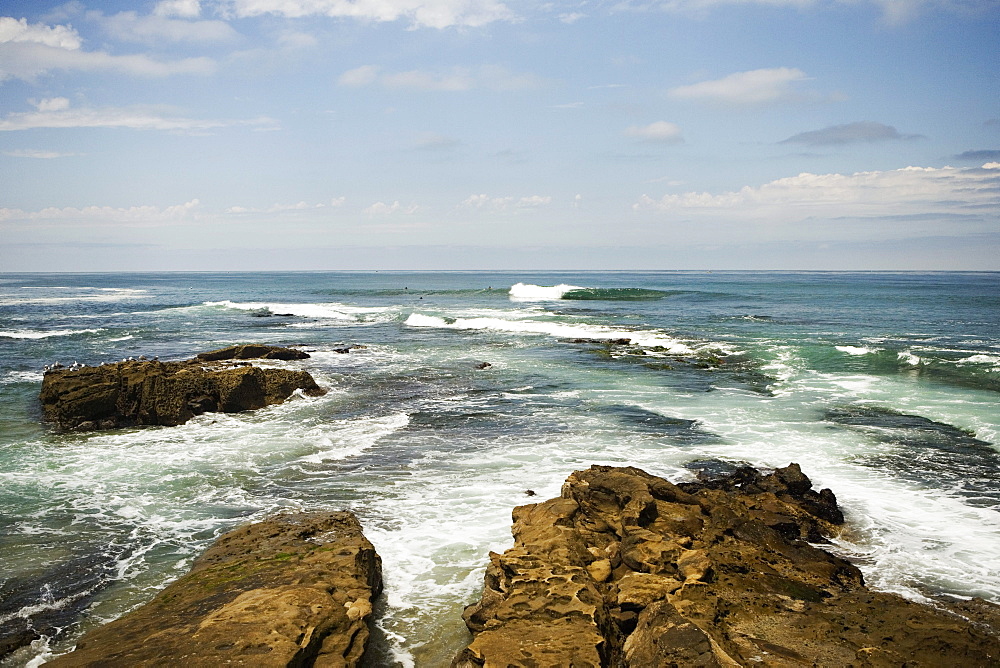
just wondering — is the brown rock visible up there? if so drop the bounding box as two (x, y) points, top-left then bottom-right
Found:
(455, 464), (1000, 667)
(46, 511), (382, 668)
(39, 347), (325, 431)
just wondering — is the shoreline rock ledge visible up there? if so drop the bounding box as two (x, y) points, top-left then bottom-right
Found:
(40, 344), (325, 431)
(453, 463), (1000, 667)
(46, 511), (383, 668)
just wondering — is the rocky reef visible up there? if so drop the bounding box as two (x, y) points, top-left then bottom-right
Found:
(46, 511), (382, 668)
(39, 345), (325, 431)
(454, 463), (1000, 667)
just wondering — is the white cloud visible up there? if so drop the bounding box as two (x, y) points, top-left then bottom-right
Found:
(226, 200), (328, 214)
(93, 10), (238, 44)
(154, 0), (203, 18)
(338, 64), (543, 91)
(633, 164), (1000, 223)
(217, 0), (515, 28)
(338, 64), (381, 86)
(624, 121), (683, 143)
(461, 193), (552, 211)
(0, 17), (216, 81)
(668, 67), (813, 105)
(0, 99), (278, 133)
(0, 200), (200, 225)
(3, 148), (79, 158)
(0, 16), (81, 49)
(364, 201), (419, 216)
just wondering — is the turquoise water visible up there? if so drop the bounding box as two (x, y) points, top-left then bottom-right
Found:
(1, 271), (998, 666)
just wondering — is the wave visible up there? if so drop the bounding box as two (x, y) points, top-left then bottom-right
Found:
(508, 283), (584, 301)
(508, 283), (675, 302)
(836, 345), (879, 356)
(0, 329), (102, 340)
(404, 313), (696, 354)
(0, 288), (147, 306)
(205, 300), (394, 322)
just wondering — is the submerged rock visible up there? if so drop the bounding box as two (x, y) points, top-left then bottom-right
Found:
(46, 511), (383, 668)
(39, 345), (325, 431)
(454, 464), (1000, 667)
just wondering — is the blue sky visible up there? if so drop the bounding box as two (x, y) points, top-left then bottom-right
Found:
(1, 0), (998, 271)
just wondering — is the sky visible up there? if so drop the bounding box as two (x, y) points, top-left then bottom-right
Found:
(1, 0), (998, 271)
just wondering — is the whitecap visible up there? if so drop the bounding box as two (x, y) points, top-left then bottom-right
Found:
(403, 313), (695, 354)
(507, 282), (584, 301)
(836, 345), (877, 356)
(0, 328), (101, 339)
(300, 413), (410, 463)
(205, 300), (392, 322)
(898, 350), (922, 366)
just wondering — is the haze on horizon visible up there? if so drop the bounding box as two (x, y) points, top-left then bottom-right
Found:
(1, 0), (998, 272)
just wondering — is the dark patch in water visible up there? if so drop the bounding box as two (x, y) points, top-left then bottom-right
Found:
(599, 404), (719, 444)
(562, 288), (675, 301)
(0, 546), (128, 660)
(825, 405), (1000, 507)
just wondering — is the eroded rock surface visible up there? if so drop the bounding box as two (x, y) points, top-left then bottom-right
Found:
(47, 511), (382, 668)
(40, 345), (325, 431)
(455, 464), (1000, 667)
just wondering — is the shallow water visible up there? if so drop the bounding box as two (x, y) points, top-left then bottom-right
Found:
(0, 271), (998, 666)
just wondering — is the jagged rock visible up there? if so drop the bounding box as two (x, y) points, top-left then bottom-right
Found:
(454, 464), (1000, 667)
(39, 346), (325, 431)
(46, 511), (382, 668)
(195, 344), (310, 361)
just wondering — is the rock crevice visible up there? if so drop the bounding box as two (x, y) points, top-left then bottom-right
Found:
(454, 463), (1000, 667)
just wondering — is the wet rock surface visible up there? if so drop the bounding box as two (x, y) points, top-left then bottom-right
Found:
(39, 345), (325, 431)
(454, 463), (1000, 667)
(46, 511), (383, 668)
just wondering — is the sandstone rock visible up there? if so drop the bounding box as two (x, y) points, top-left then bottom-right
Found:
(196, 344), (310, 361)
(39, 345), (325, 431)
(46, 511), (382, 668)
(455, 463), (1000, 667)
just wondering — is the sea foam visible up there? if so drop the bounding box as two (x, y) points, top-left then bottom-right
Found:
(508, 283), (584, 301)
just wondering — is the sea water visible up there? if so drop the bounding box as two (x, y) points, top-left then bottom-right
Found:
(0, 271), (998, 666)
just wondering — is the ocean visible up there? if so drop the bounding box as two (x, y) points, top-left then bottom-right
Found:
(1, 271), (998, 666)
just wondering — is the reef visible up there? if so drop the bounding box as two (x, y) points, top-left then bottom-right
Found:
(45, 511), (382, 668)
(453, 463), (1000, 667)
(39, 345), (325, 431)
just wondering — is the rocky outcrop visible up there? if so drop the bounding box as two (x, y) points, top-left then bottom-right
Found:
(46, 511), (383, 668)
(39, 345), (325, 431)
(454, 464), (1000, 667)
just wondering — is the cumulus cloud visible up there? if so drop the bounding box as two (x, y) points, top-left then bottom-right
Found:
(93, 10), (238, 43)
(780, 121), (922, 145)
(461, 193), (552, 210)
(226, 200), (334, 214)
(364, 201), (419, 216)
(633, 164), (1000, 224)
(0, 16), (216, 81)
(338, 64), (543, 91)
(668, 67), (817, 105)
(216, 0), (515, 28)
(154, 0), (203, 17)
(0, 98), (278, 133)
(624, 121), (683, 143)
(0, 200), (200, 225)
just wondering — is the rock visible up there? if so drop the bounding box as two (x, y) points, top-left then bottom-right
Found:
(455, 464), (1000, 667)
(39, 347), (325, 431)
(46, 511), (382, 668)
(195, 344), (310, 361)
